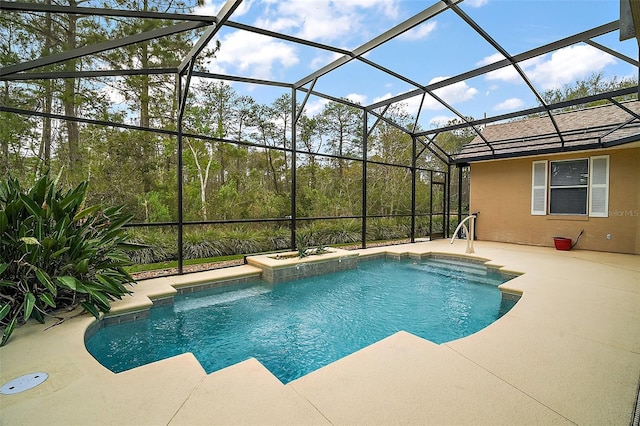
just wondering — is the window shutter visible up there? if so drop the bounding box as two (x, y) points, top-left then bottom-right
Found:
(589, 155), (609, 217)
(531, 160), (547, 215)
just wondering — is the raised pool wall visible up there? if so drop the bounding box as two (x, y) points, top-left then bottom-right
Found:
(245, 248), (359, 283)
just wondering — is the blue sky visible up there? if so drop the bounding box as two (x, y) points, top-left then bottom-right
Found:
(192, 0), (638, 129)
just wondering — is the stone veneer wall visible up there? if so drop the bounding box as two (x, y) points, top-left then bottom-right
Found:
(259, 256), (358, 284)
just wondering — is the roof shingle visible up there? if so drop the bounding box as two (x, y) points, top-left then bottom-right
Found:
(455, 100), (640, 163)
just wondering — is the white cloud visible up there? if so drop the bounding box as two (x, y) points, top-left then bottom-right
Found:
(310, 51), (343, 70)
(522, 44), (616, 90)
(193, 0), (252, 17)
(193, 0), (219, 16)
(429, 114), (456, 127)
(399, 21), (438, 41)
(303, 98), (329, 116)
(256, 16), (299, 33)
(372, 92), (393, 104)
(349, 0), (399, 18)
(430, 77), (479, 106)
(369, 95), (419, 118)
(256, 0), (399, 44)
(400, 95), (423, 114)
(476, 52), (506, 67)
(477, 52), (519, 83)
(485, 65), (520, 83)
(494, 97), (524, 111)
(465, 0), (489, 7)
(372, 93), (421, 115)
(207, 31), (299, 79)
(199, 0), (407, 85)
(481, 44), (617, 91)
(372, 77), (478, 114)
(345, 93), (367, 105)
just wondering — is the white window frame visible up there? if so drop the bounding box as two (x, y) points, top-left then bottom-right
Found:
(530, 155), (610, 217)
(548, 158), (589, 215)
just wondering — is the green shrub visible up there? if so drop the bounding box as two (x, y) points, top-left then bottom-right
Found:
(265, 229), (290, 251)
(220, 227), (264, 255)
(126, 232), (176, 264)
(367, 218), (405, 241)
(0, 174), (135, 346)
(295, 226), (317, 247)
(318, 220), (360, 245)
(127, 242), (175, 264)
(183, 232), (223, 260)
(296, 220), (360, 246)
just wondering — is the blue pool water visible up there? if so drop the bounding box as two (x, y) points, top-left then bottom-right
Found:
(86, 258), (516, 383)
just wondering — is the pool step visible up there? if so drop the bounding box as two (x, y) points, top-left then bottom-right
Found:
(414, 259), (502, 286)
(421, 258), (487, 275)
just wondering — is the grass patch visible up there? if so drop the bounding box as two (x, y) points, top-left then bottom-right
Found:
(124, 254), (245, 273)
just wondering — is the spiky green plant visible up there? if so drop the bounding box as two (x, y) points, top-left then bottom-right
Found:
(0, 174), (135, 346)
(125, 232), (176, 264)
(313, 244), (328, 255)
(220, 227), (263, 255)
(183, 239), (222, 260)
(266, 232), (289, 251)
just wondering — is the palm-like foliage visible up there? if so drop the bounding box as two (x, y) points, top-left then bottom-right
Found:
(0, 173), (135, 346)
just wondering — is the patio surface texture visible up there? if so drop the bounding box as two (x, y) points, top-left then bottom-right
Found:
(1, 240), (639, 425)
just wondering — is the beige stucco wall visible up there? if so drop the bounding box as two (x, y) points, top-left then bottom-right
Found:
(469, 147), (640, 254)
(637, 160), (640, 254)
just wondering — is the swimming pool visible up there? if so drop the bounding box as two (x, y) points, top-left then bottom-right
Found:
(86, 257), (516, 383)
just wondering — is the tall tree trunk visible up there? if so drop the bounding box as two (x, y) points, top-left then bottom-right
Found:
(140, 53), (150, 128)
(138, 0), (153, 192)
(267, 151), (279, 193)
(310, 155), (316, 187)
(215, 102), (226, 186)
(218, 143), (225, 186)
(281, 118), (288, 176)
(139, 61), (153, 192)
(1, 82), (9, 176)
(39, 3), (53, 176)
(139, 0), (150, 128)
(41, 80), (52, 171)
(338, 129), (344, 179)
(139, 35), (153, 190)
(187, 141), (212, 221)
(263, 139), (279, 193)
(64, 3), (80, 181)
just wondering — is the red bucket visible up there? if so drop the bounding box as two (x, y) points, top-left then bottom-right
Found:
(553, 237), (572, 251)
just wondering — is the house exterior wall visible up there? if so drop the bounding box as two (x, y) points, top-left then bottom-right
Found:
(469, 147), (640, 254)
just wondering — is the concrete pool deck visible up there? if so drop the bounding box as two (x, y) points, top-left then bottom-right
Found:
(1, 240), (639, 425)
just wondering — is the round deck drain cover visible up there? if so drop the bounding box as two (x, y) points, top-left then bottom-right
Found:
(1, 372), (48, 395)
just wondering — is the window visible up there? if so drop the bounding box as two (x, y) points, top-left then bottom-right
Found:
(549, 159), (588, 215)
(530, 155), (609, 217)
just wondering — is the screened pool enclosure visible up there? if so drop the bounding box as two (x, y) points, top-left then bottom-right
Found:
(1, 0), (638, 273)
